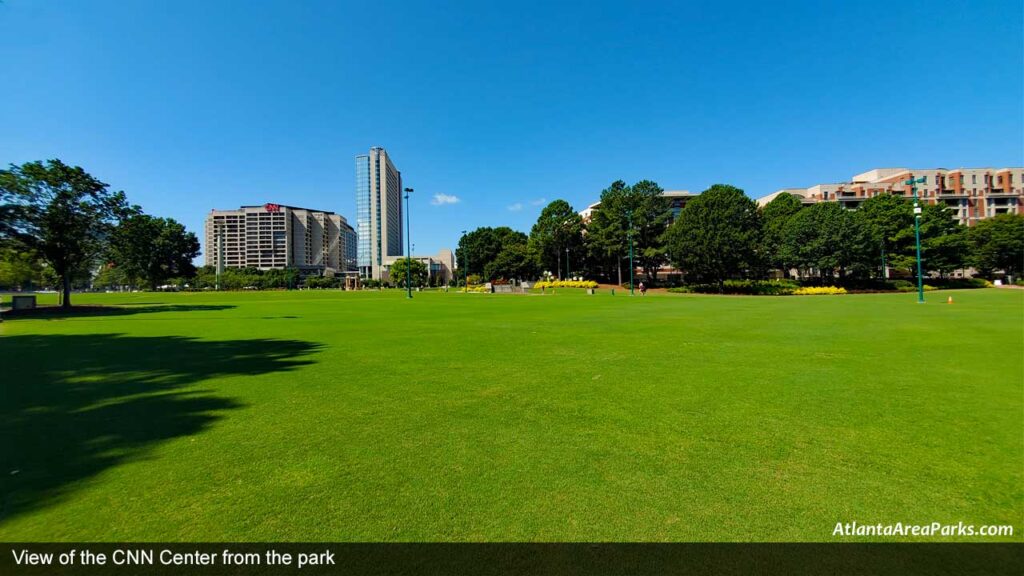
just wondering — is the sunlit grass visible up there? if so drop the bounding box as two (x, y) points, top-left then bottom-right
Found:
(2, 288), (1021, 541)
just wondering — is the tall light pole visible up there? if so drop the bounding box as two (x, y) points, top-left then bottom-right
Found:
(565, 246), (570, 280)
(627, 209), (635, 296)
(404, 187), (414, 299)
(461, 229), (468, 292)
(905, 176), (927, 303)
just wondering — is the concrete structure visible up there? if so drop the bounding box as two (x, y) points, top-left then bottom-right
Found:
(204, 203), (356, 275)
(382, 249), (456, 286)
(355, 147), (404, 280)
(758, 167), (1024, 226)
(579, 190), (698, 222)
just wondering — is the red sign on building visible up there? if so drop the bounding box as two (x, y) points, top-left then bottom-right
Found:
(264, 203), (281, 213)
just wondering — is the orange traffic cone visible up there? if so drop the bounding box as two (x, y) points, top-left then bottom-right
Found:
(947, 296), (954, 304)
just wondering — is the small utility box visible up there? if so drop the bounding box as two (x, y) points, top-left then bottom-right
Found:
(12, 295), (37, 310)
(587, 288), (595, 295)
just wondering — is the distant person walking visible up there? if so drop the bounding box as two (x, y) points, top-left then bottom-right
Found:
(639, 282), (647, 296)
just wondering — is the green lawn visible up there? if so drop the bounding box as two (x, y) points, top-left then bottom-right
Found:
(2, 288), (1022, 541)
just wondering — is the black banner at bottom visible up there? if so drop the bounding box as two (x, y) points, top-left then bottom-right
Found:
(0, 543), (1020, 576)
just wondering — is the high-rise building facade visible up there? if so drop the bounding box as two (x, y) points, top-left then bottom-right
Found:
(204, 203), (357, 275)
(355, 147), (404, 279)
(758, 167), (1024, 226)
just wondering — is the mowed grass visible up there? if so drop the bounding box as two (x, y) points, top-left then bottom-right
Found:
(1, 288), (1021, 542)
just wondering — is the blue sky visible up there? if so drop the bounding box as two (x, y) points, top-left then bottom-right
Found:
(1, 0), (1021, 257)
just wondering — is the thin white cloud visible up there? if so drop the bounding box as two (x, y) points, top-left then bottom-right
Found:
(530, 198), (547, 206)
(507, 202), (523, 212)
(431, 193), (460, 206)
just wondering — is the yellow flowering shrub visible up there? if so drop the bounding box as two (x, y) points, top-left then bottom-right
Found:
(793, 286), (848, 295)
(533, 280), (598, 289)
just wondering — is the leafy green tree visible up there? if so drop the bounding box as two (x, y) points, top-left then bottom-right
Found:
(107, 213), (200, 290)
(780, 202), (868, 280)
(529, 200), (584, 279)
(968, 213), (1024, 278)
(456, 226), (528, 277)
(918, 203), (968, 277)
(584, 180), (629, 283)
(389, 257), (428, 288)
(0, 160), (129, 307)
(0, 247), (44, 289)
(629, 180), (673, 281)
(854, 194), (915, 276)
(759, 192), (804, 276)
(584, 180), (672, 283)
(664, 184), (761, 291)
(484, 242), (540, 281)
(92, 262), (137, 290)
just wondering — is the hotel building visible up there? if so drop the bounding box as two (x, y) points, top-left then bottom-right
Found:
(355, 147), (404, 280)
(204, 203), (357, 275)
(757, 167), (1024, 226)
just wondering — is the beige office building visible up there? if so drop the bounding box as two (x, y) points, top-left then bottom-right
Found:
(355, 147), (405, 280)
(758, 167), (1024, 226)
(382, 249), (456, 285)
(204, 203), (357, 275)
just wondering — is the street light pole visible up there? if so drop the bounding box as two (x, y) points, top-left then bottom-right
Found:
(404, 187), (414, 299)
(905, 176), (926, 303)
(627, 209), (634, 296)
(461, 229), (468, 292)
(566, 246), (570, 280)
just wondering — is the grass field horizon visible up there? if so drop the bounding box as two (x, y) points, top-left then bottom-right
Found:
(2, 288), (1022, 542)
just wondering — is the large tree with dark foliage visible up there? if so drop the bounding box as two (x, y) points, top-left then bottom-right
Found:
(455, 226), (528, 278)
(529, 200), (584, 279)
(854, 194), (915, 276)
(918, 203), (968, 277)
(485, 242), (540, 281)
(664, 184), (760, 291)
(968, 213), (1024, 278)
(759, 192), (804, 276)
(780, 202), (868, 280)
(107, 213), (200, 290)
(584, 180), (672, 283)
(0, 160), (129, 307)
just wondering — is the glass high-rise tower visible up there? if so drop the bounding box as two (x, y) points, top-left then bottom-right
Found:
(355, 147), (403, 280)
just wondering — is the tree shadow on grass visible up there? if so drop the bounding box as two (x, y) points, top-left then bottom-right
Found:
(2, 304), (236, 320)
(0, 334), (322, 525)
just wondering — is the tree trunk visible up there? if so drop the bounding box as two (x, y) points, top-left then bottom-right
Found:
(617, 258), (622, 286)
(557, 250), (561, 280)
(62, 273), (72, 308)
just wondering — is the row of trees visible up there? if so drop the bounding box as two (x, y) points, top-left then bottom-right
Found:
(457, 180), (675, 283)
(669, 185), (1022, 288)
(1, 160), (200, 307)
(457, 181), (1023, 289)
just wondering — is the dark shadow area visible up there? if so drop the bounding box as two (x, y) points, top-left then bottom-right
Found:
(1, 304), (236, 320)
(0, 334), (322, 524)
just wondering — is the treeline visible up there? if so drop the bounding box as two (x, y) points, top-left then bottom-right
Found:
(1, 160), (200, 307)
(458, 181), (1023, 288)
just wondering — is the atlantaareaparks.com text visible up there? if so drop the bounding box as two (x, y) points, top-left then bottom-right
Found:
(833, 521), (1014, 537)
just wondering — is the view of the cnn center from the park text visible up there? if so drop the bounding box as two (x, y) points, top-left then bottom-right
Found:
(1, 1), (1021, 574)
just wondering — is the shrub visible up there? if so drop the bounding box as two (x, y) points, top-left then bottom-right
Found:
(894, 283), (937, 292)
(793, 286), (848, 295)
(534, 280), (598, 289)
(668, 279), (798, 295)
(928, 278), (992, 289)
